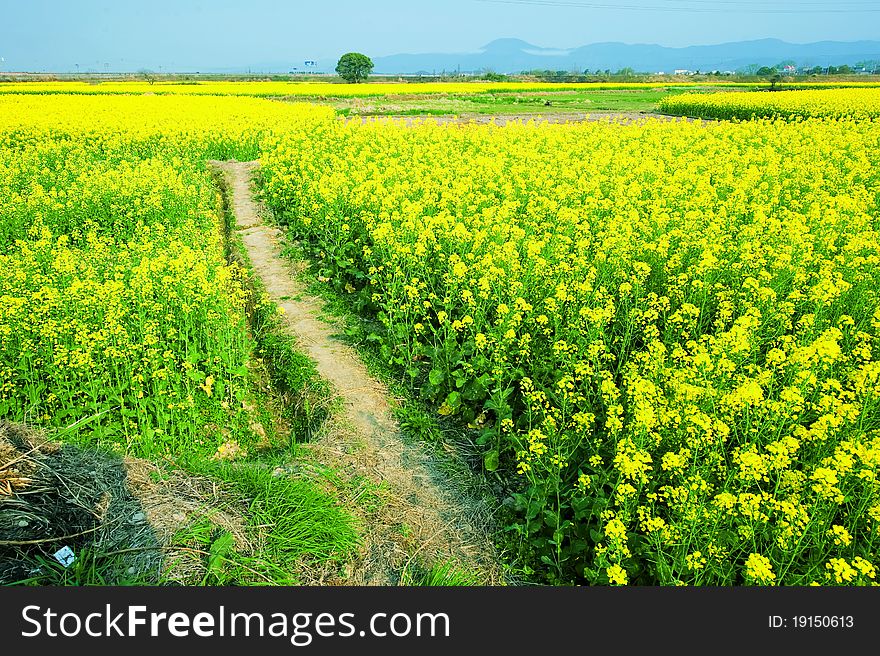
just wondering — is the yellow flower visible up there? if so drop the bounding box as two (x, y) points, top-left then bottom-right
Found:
(200, 375), (214, 397)
(686, 551), (707, 571)
(745, 553), (776, 584)
(606, 564), (628, 586)
(828, 525), (852, 547)
(825, 558), (857, 584)
(851, 557), (876, 580)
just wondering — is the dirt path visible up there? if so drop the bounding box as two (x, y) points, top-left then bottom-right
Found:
(352, 111), (701, 126)
(212, 161), (502, 585)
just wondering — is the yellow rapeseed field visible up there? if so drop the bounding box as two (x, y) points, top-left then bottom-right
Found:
(1, 81), (711, 97)
(3, 88), (879, 586)
(2, 80), (879, 99)
(0, 95), (329, 460)
(660, 87), (880, 119)
(261, 114), (880, 585)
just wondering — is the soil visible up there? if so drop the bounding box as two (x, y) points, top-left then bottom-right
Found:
(213, 161), (503, 585)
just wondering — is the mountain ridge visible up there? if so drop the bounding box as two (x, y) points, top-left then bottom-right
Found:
(371, 38), (880, 74)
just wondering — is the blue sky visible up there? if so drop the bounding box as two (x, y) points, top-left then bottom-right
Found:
(1, 0), (877, 72)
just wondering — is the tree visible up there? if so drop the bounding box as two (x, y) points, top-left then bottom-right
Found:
(482, 70), (507, 82)
(137, 69), (156, 85)
(335, 52), (374, 83)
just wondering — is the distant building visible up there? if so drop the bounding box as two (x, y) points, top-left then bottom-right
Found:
(674, 69), (692, 75)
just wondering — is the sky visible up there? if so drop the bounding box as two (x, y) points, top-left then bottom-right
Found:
(1, 0), (878, 72)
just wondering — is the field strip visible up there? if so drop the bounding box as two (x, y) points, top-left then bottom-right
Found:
(349, 111), (692, 126)
(212, 160), (502, 585)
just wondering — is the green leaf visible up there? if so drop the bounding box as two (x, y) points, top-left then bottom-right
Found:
(445, 391), (461, 409)
(428, 369), (445, 386)
(186, 368), (206, 383)
(483, 449), (500, 472)
(475, 430), (492, 446)
(206, 531), (235, 583)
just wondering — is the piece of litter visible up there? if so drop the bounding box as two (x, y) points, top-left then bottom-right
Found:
(17, 519), (28, 527)
(126, 566), (137, 575)
(131, 512), (145, 523)
(53, 546), (76, 568)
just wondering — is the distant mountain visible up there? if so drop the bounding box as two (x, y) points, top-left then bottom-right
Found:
(7, 38), (877, 75)
(372, 38), (880, 74)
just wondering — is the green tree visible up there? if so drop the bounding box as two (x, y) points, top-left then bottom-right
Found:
(335, 52), (374, 83)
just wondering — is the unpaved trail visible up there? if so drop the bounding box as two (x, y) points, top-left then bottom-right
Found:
(353, 111), (698, 126)
(212, 161), (502, 585)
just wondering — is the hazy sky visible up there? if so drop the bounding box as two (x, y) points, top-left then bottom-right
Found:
(1, 0), (878, 72)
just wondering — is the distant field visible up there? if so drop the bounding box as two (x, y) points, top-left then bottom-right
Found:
(3, 80), (879, 119)
(331, 88), (700, 116)
(2, 79), (880, 99)
(662, 87), (880, 120)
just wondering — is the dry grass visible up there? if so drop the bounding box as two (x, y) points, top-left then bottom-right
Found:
(294, 404), (503, 586)
(0, 421), (253, 584)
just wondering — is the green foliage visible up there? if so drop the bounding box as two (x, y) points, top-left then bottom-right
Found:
(191, 461), (359, 582)
(399, 560), (481, 586)
(335, 53), (374, 84)
(234, 246), (333, 443)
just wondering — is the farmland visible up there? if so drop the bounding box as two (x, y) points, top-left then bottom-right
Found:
(0, 80), (778, 97)
(2, 82), (879, 586)
(261, 115), (880, 585)
(0, 95), (357, 584)
(2, 80), (879, 98)
(661, 87), (880, 120)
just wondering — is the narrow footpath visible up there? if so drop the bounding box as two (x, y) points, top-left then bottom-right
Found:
(213, 161), (502, 585)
